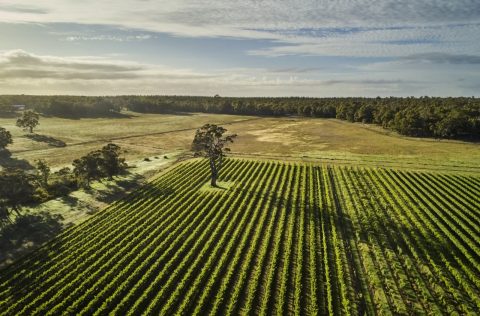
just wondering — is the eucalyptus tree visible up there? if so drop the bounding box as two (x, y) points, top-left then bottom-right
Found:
(191, 124), (237, 187)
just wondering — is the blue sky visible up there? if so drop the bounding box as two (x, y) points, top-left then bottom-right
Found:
(0, 0), (479, 96)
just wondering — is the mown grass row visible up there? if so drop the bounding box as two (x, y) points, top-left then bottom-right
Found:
(1, 159), (478, 315)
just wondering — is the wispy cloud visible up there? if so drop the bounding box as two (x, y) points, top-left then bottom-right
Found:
(248, 23), (480, 57)
(64, 34), (153, 42)
(400, 53), (480, 64)
(0, 4), (48, 14)
(0, 1), (479, 57)
(0, 50), (142, 80)
(0, 50), (214, 81)
(0, 50), (444, 97)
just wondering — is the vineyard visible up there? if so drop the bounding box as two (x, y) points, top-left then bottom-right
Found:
(0, 158), (479, 315)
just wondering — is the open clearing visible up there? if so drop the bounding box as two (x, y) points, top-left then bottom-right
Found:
(1, 158), (479, 315)
(0, 112), (253, 169)
(0, 113), (478, 173)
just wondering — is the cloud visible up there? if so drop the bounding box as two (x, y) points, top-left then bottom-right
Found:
(321, 79), (409, 86)
(0, 50), (143, 80)
(64, 34), (153, 42)
(0, 50), (319, 84)
(266, 67), (324, 74)
(0, 50), (477, 97)
(248, 23), (480, 57)
(0, 1), (479, 57)
(400, 53), (480, 64)
(0, 50), (215, 81)
(0, 4), (47, 14)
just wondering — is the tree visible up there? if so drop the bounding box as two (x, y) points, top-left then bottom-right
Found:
(35, 159), (51, 188)
(433, 110), (471, 138)
(354, 104), (374, 123)
(0, 205), (12, 225)
(50, 167), (76, 196)
(16, 110), (39, 133)
(72, 151), (103, 187)
(99, 143), (127, 179)
(191, 124), (237, 187)
(0, 127), (13, 150)
(0, 168), (35, 217)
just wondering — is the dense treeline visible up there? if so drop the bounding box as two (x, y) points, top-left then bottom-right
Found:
(1, 95), (479, 139)
(0, 96), (121, 118)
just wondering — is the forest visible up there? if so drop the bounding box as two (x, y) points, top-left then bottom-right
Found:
(0, 95), (479, 140)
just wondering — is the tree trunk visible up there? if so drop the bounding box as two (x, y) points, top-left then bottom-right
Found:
(13, 205), (21, 216)
(210, 173), (217, 187)
(209, 158), (218, 187)
(29, 126), (33, 133)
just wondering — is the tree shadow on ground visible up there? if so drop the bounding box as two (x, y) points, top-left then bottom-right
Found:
(327, 167), (479, 313)
(24, 133), (67, 147)
(0, 150), (34, 170)
(170, 111), (194, 116)
(0, 179), (177, 304)
(128, 110), (193, 116)
(60, 195), (79, 207)
(336, 201), (480, 311)
(92, 173), (147, 204)
(0, 210), (64, 304)
(0, 211), (64, 268)
(42, 111), (136, 120)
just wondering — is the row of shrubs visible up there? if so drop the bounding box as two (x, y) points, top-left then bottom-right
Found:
(0, 144), (126, 222)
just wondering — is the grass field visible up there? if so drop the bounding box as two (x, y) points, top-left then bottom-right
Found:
(1, 158), (479, 315)
(0, 113), (478, 173)
(0, 112), (254, 169)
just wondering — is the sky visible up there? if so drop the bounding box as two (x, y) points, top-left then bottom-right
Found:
(0, 0), (479, 97)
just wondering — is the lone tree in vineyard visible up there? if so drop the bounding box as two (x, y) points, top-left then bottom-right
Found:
(192, 124), (237, 187)
(16, 110), (40, 133)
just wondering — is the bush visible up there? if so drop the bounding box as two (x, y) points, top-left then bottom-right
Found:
(33, 187), (51, 203)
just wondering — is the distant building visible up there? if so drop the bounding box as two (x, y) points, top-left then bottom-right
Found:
(12, 104), (26, 111)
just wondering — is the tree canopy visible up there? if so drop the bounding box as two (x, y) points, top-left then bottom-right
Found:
(73, 143), (127, 187)
(0, 127), (12, 150)
(16, 110), (40, 133)
(0, 168), (35, 216)
(35, 159), (51, 189)
(99, 143), (127, 179)
(192, 124), (237, 187)
(73, 151), (103, 188)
